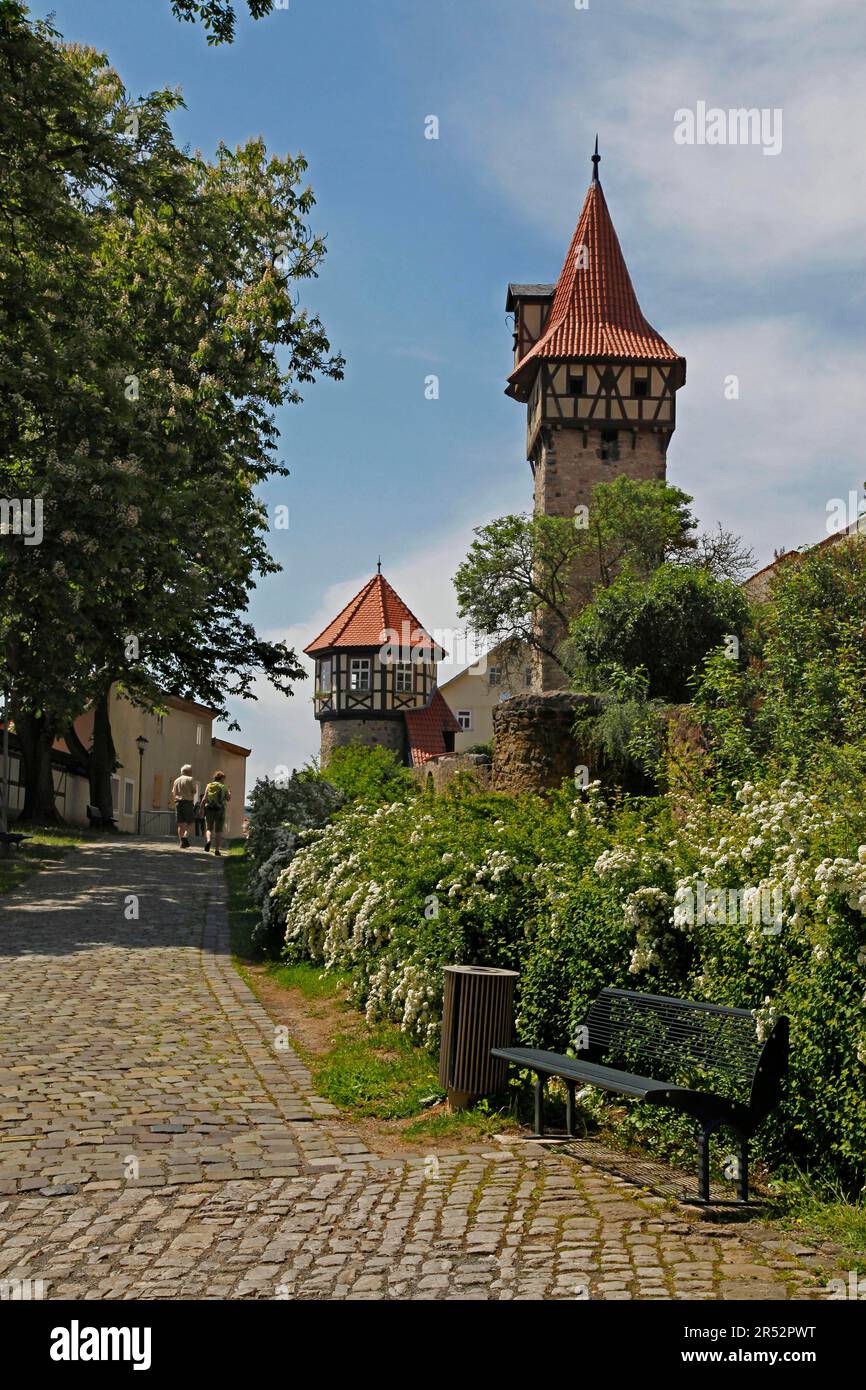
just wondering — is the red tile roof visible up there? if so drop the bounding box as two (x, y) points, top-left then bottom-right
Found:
(507, 176), (684, 400)
(305, 572), (443, 657)
(405, 690), (461, 767)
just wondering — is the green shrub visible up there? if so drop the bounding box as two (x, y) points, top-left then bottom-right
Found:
(270, 769), (866, 1189)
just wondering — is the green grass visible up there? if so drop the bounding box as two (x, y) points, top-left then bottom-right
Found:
(311, 1024), (442, 1120)
(263, 959), (346, 999)
(0, 824), (84, 895)
(768, 1174), (866, 1264)
(404, 1104), (519, 1142)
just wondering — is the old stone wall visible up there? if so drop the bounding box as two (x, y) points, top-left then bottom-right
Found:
(320, 717), (407, 764)
(532, 425), (669, 690)
(410, 752), (492, 794)
(492, 691), (601, 795)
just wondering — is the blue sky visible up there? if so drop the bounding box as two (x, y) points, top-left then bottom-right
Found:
(32, 0), (866, 783)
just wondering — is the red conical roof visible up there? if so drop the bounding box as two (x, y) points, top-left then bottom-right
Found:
(305, 572), (443, 656)
(507, 176), (684, 400)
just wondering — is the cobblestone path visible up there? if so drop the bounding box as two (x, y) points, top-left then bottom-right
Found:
(0, 841), (845, 1300)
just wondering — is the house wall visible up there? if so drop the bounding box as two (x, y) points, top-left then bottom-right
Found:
(438, 645), (534, 752)
(67, 690), (216, 833)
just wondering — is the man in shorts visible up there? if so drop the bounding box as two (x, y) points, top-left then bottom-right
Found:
(202, 770), (231, 857)
(171, 764), (197, 849)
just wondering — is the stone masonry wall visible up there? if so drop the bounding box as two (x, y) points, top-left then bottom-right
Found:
(320, 717), (407, 765)
(492, 691), (601, 795)
(533, 426), (670, 689)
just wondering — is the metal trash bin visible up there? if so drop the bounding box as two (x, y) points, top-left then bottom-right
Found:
(438, 965), (519, 1109)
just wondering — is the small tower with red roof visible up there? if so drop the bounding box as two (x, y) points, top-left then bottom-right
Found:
(506, 142), (686, 686)
(304, 566), (460, 767)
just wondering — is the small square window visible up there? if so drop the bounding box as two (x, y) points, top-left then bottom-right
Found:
(349, 658), (371, 692)
(457, 710), (472, 731)
(568, 374), (585, 397)
(634, 377), (649, 398)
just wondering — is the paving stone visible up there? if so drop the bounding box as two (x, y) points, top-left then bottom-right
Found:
(0, 839), (848, 1302)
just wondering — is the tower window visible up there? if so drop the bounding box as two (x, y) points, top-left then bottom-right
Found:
(599, 429), (620, 462)
(318, 658), (332, 693)
(349, 658), (371, 691)
(634, 377), (649, 398)
(395, 662), (413, 693)
(568, 374), (585, 397)
(488, 666), (501, 687)
(524, 666), (533, 687)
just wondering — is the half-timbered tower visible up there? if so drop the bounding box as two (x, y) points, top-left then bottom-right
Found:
(506, 143), (686, 687)
(305, 567), (459, 766)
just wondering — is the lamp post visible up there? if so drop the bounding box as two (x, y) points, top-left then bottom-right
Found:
(136, 735), (148, 835)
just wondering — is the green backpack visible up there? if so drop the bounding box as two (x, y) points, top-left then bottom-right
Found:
(205, 781), (228, 808)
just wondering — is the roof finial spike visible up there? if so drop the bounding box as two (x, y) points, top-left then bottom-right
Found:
(591, 134), (600, 183)
(376, 556), (382, 575)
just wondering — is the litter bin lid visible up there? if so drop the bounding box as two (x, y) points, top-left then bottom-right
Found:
(443, 965), (519, 977)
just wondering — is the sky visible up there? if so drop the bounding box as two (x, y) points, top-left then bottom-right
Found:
(31, 0), (866, 786)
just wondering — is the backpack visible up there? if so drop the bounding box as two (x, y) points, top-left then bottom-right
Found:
(206, 781), (227, 807)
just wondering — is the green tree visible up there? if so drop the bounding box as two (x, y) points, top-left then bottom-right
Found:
(1, 9), (343, 818)
(169, 0), (274, 45)
(693, 539), (866, 780)
(454, 479), (743, 676)
(570, 563), (750, 704)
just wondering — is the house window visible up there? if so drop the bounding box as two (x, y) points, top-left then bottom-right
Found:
(349, 658), (371, 692)
(599, 429), (620, 462)
(524, 666), (533, 687)
(634, 377), (649, 398)
(110, 775), (120, 814)
(568, 373), (585, 396)
(123, 779), (135, 817)
(196, 724), (203, 746)
(318, 658), (332, 693)
(395, 663), (413, 693)
(157, 715), (165, 735)
(457, 710), (472, 731)
(488, 666), (501, 686)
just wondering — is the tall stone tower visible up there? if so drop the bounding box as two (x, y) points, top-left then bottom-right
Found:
(305, 567), (459, 766)
(505, 142), (686, 687)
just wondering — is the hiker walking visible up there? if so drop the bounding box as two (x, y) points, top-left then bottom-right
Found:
(202, 770), (231, 857)
(171, 764), (197, 849)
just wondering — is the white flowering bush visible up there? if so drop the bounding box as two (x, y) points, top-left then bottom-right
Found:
(257, 764), (866, 1186)
(245, 773), (346, 954)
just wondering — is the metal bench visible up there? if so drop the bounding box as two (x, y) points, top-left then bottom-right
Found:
(492, 987), (789, 1202)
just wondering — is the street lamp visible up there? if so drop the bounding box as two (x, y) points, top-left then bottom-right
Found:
(136, 735), (148, 835)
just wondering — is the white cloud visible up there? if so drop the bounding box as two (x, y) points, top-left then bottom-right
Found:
(670, 315), (865, 564)
(443, 0), (866, 278)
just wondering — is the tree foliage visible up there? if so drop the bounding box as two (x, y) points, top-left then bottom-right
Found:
(0, 6), (343, 816)
(169, 0), (274, 45)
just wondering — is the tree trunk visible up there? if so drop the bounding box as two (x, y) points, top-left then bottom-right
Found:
(89, 686), (118, 821)
(15, 709), (62, 824)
